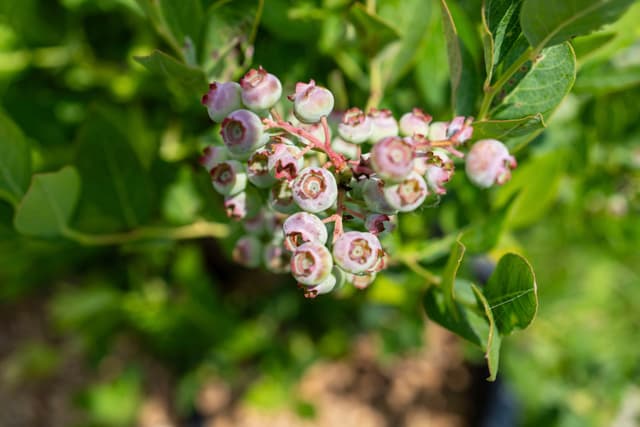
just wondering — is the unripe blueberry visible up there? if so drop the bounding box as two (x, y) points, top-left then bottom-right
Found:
(399, 108), (432, 137)
(368, 108), (399, 143)
(282, 212), (328, 251)
(362, 178), (397, 215)
(201, 82), (243, 123)
(465, 139), (517, 188)
(289, 80), (334, 124)
(304, 272), (337, 298)
(268, 143), (304, 181)
(291, 241), (333, 286)
(428, 121), (448, 141)
(243, 210), (267, 235)
(263, 241), (291, 273)
(383, 171), (429, 212)
(247, 149), (277, 188)
(210, 160), (247, 195)
(370, 136), (415, 182)
(239, 66), (282, 112)
(365, 213), (395, 235)
(331, 137), (359, 160)
(424, 150), (454, 195)
(224, 189), (260, 220)
(269, 180), (298, 214)
(199, 145), (228, 172)
(220, 109), (267, 157)
(291, 167), (338, 213)
(332, 231), (382, 274)
(338, 108), (372, 144)
(348, 272), (376, 290)
(447, 116), (473, 143)
(232, 236), (262, 268)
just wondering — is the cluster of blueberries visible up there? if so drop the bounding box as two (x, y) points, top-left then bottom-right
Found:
(199, 67), (517, 298)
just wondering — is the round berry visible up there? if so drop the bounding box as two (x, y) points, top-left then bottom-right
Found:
(240, 66), (282, 112)
(291, 241), (333, 286)
(348, 272), (376, 290)
(220, 109), (267, 157)
(247, 149), (277, 188)
(424, 150), (454, 195)
(263, 241), (291, 273)
(447, 116), (473, 142)
(304, 273), (337, 298)
(331, 137), (359, 160)
(370, 136), (415, 182)
(332, 231), (382, 274)
(428, 121), (448, 141)
(210, 160), (247, 195)
(269, 180), (298, 214)
(199, 145), (228, 172)
(291, 167), (338, 213)
(364, 213), (395, 235)
(201, 82), (243, 123)
(338, 108), (372, 144)
(282, 212), (328, 251)
(465, 139), (517, 188)
(362, 178), (397, 215)
(224, 189), (260, 221)
(368, 108), (399, 143)
(232, 236), (262, 268)
(399, 108), (432, 137)
(290, 80), (334, 124)
(268, 143), (304, 181)
(383, 171), (429, 212)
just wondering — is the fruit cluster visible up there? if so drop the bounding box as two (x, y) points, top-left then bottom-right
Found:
(199, 67), (517, 298)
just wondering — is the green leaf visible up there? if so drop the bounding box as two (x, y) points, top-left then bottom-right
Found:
(423, 285), (482, 346)
(491, 43), (576, 120)
(482, 0), (524, 84)
(158, 0), (203, 47)
(472, 114), (545, 140)
(471, 284), (502, 381)
(440, 0), (479, 115)
(0, 111), (31, 205)
(348, 3), (400, 57)
(442, 238), (466, 304)
(460, 206), (508, 254)
(574, 63), (640, 95)
(483, 253), (538, 335)
(520, 0), (635, 49)
(14, 166), (80, 238)
(415, 0), (449, 111)
(75, 114), (153, 230)
(135, 50), (208, 99)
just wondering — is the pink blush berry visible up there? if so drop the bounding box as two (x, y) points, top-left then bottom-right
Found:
(220, 109), (267, 157)
(383, 171), (429, 212)
(210, 160), (247, 195)
(232, 236), (262, 268)
(201, 82), (243, 123)
(247, 149), (276, 188)
(362, 178), (397, 215)
(291, 167), (338, 213)
(338, 108), (372, 144)
(368, 108), (399, 143)
(399, 108), (432, 137)
(465, 139), (517, 188)
(267, 143), (304, 181)
(332, 231), (382, 274)
(283, 212), (328, 251)
(291, 242), (333, 286)
(240, 66), (282, 111)
(370, 136), (415, 182)
(199, 145), (228, 172)
(263, 241), (291, 274)
(290, 80), (334, 124)
(424, 151), (454, 195)
(364, 213), (395, 235)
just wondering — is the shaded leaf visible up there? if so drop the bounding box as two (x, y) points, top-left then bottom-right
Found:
(348, 3), (400, 57)
(0, 111), (31, 205)
(482, 0), (524, 83)
(520, 0), (635, 49)
(14, 167), (80, 238)
(135, 50), (208, 99)
(471, 284), (501, 381)
(472, 114), (545, 140)
(483, 253), (538, 335)
(575, 63), (640, 95)
(423, 286), (482, 346)
(158, 0), (203, 47)
(442, 238), (466, 304)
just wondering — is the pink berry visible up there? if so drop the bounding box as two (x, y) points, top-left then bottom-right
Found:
(368, 108), (399, 143)
(267, 142), (304, 181)
(290, 241), (333, 286)
(201, 82), (242, 123)
(331, 137), (359, 160)
(247, 149), (277, 188)
(447, 116), (473, 143)
(348, 272), (376, 290)
(465, 139), (517, 188)
(199, 145), (228, 172)
(224, 189), (259, 221)
(263, 241), (291, 273)
(383, 171), (429, 212)
(210, 160), (247, 195)
(362, 178), (397, 215)
(332, 231), (382, 274)
(282, 212), (328, 251)
(289, 80), (334, 124)
(269, 180), (298, 214)
(232, 235), (262, 268)
(370, 136), (415, 182)
(338, 108), (372, 144)
(240, 66), (282, 112)
(291, 167), (338, 213)
(423, 150), (454, 195)
(220, 109), (267, 157)
(364, 213), (395, 235)
(399, 108), (432, 137)
(428, 121), (448, 141)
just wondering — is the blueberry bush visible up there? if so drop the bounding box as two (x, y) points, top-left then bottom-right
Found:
(0, 0), (639, 425)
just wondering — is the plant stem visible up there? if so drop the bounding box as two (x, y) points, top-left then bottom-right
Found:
(62, 220), (229, 247)
(401, 256), (441, 286)
(478, 47), (534, 120)
(366, 57), (383, 112)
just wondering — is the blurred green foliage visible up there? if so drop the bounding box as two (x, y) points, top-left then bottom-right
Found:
(0, 0), (639, 426)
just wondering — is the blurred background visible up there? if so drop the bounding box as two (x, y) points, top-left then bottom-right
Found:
(0, 0), (639, 426)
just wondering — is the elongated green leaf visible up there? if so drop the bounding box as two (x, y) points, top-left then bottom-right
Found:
(520, 0), (635, 49)
(471, 284), (501, 381)
(348, 3), (400, 57)
(415, 0), (449, 111)
(14, 167), (80, 238)
(575, 63), (640, 94)
(483, 253), (538, 335)
(423, 286), (482, 346)
(158, 0), (203, 46)
(482, 0), (523, 83)
(442, 239), (466, 304)
(135, 50), (208, 98)
(491, 43), (576, 119)
(75, 115), (153, 230)
(0, 111), (31, 205)
(473, 114), (545, 140)
(440, 0), (479, 115)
